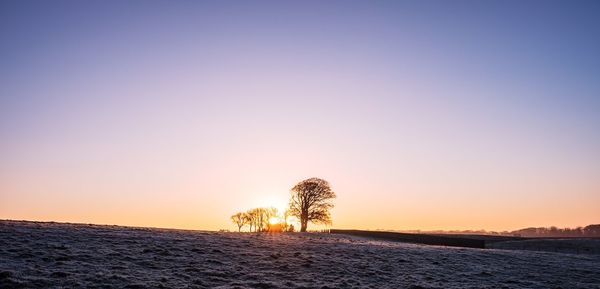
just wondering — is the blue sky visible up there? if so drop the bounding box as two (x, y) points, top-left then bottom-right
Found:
(1, 1), (599, 230)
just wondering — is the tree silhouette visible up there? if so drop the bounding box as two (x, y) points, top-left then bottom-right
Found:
(247, 208), (260, 232)
(289, 177), (336, 232)
(282, 209), (290, 232)
(264, 207), (278, 228)
(242, 212), (253, 232)
(254, 208), (266, 232)
(230, 212), (246, 232)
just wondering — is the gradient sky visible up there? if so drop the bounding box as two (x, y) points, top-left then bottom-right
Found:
(1, 1), (599, 231)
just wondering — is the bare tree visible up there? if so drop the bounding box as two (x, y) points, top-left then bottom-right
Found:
(245, 208), (268, 232)
(289, 177), (336, 232)
(282, 209), (290, 232)
(242, 212), (252, 232)
(246, 209), (258, 232)
(253, 208), (266, 232)
(265, 207), (278, 224)
(263, 207), (279, 232)
(230, 212), (246, 232)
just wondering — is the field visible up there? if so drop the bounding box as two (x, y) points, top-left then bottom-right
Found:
(1, 220), (600, 289)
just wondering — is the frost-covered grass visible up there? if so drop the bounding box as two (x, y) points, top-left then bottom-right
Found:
(487, 238), (600, 255)
(1, 220), (599, 288)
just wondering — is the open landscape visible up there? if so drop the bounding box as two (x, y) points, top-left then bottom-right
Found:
(2, 1), (600, 288)
(2, 220), (600, 289)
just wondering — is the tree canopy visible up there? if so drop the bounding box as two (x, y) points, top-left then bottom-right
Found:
(289, 177), (336, 232)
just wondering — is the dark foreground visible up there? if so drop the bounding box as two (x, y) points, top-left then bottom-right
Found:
(1, 220), (600, 289)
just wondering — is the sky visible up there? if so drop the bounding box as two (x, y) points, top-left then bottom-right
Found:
(1, 0), (599, 231)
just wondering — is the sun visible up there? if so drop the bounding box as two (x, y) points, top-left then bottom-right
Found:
(269, 217), (280, 225)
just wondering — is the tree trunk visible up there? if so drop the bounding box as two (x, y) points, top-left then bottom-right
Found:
(300, 217), (308, 232)
(300, 222), (307, 232)
(300, 211), (308, 232)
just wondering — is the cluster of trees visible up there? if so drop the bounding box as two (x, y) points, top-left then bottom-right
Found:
(231, 177), (336, 233)
(230, 207), (293, 232)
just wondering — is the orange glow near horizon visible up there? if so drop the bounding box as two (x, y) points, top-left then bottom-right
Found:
(2, 170), (599, 232)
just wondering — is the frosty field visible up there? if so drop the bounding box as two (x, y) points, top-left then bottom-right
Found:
(1, 220), (599, 289)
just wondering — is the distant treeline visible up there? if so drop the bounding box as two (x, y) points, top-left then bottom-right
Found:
(401, 224), (600, 238)
(511, 225), (600, 237)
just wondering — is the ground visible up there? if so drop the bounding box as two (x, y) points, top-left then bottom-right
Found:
(1, 220), (599, 288)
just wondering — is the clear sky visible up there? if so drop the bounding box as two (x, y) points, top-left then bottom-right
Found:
(1, 1), (599, 231)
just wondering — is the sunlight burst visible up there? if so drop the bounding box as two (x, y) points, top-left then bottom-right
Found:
(268, 217), (280, 225)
